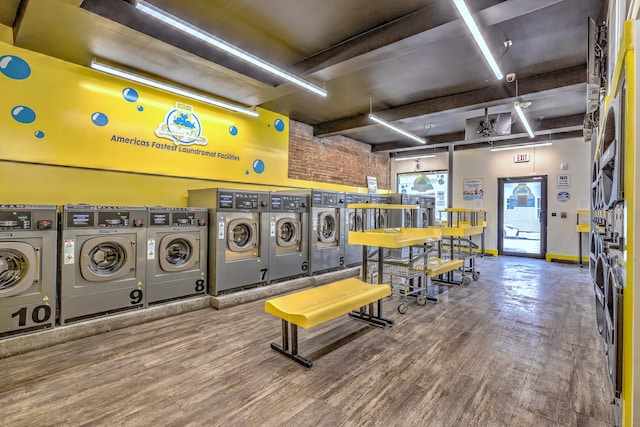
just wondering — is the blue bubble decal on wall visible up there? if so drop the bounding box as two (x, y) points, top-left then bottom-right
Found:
(91, 112), (109, 126)
(253, 159), (265, 174)
(274, 119), (285, 132)
(137, 105), (144, 112)
(34, 131), (45, 139)
(11, 106), (36, 124)
(0, 55), (31, 80)
(122, 88), (139, 102)
(229, 126), (238, 136)
(245, 170), (249, 175)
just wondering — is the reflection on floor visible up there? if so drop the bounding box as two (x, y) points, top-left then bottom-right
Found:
(0, 257), (616, 426)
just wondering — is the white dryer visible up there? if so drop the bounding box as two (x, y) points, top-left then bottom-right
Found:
(188, 188), (270, 295)
(146, 207), (208, 305)
(59, 205), (147, 324)
(0, 205), (57, 337)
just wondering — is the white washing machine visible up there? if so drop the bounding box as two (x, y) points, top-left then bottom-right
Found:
(310, 190), (345, 274)
(146, 207), (208, 305)
(0, 204), (57, 337)
(188, 189), (269, 295)
(59, 205), (147, 324)
(344, 193), (369, 267)
(268, 192), (309, 282)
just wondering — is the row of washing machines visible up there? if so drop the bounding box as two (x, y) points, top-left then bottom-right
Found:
(0, 190), (435, 338)
(0, 204), (209, 337)
(187, 189), (436, 296)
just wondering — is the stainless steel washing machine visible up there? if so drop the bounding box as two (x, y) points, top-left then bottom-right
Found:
(188, 188), (269, 295)
(59, 205), (147, 324)
(310, 190), (345, 274)
(0, 204), (57, 337)
(599, 82), (624, 211)
(268, 192), (309, 282)
(420, 196), (436, 227)
(369, 195), (391, 229)
(344, 193), (369, 267)
(390, 194), (421, 227)
(146, 207), (208, 305)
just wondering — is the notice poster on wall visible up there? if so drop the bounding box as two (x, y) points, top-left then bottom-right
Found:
(463, 178), (483, 200)
(397, 170), (448, 211)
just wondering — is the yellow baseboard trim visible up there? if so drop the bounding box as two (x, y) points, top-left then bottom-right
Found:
(545, 254), (589, 263)
(483, 249), (498, 257)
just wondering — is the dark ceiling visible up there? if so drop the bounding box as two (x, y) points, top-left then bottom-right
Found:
(2, 0), (607, 157)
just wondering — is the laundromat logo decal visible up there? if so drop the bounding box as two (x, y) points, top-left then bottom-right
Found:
(155, 102), (208, 146)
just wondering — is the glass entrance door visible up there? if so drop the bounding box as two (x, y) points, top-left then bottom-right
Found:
(498, 176), (547, 258)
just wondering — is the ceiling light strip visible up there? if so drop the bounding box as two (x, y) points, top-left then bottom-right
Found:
(452, 0), (503, 80)
(393, 154), (436, 161)
(490, 142), (552, 152)
(135, 0), (327, 97)
(91, 59), (259, 117)
(369, 114), (425, 145)
(514, 102), (535, 138)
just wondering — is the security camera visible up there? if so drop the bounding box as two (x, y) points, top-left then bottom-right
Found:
(506, 73), (516, 83)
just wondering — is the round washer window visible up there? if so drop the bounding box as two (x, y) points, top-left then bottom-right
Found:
(88, 242), (128, 276)
(165, 238), (192, 267)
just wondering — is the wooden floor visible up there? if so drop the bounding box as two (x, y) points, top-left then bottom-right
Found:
(0, 257), (617, 426)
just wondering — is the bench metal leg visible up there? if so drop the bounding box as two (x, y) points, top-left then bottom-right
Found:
(349, 298), (394, 327)
(270, 320), (313, 368)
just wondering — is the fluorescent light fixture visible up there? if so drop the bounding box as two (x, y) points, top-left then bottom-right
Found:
(452, 0), (503, 80)
(514, 102), (535, 138)
(490, 142), (552, 152)
(369, 114), (425, 144)
(135, 0), (327, 97)
(394, 154), (436, 161)
(91, 59), (259, 117)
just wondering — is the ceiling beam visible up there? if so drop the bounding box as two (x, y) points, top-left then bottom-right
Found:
(374, 114), (585, 153)
(315, 65), (587, 138)
(293, 0), (563, 79)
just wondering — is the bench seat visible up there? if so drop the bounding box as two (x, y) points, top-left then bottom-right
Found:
(265, 278), (391, 329)
(265, 278), (392, 367)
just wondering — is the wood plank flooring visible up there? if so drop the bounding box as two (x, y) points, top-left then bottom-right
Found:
(0, 257), (617, 426)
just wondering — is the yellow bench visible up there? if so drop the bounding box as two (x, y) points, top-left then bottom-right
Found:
(426, 258), (464, 276)
(265, 278), (392, 368)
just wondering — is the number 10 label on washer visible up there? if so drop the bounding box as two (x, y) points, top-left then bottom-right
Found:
(64, 239), (75, 264)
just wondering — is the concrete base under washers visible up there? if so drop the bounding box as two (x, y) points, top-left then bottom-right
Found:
(0, 267), (360, 359)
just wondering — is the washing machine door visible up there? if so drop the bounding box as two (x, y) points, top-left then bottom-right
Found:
(276, 218), (300, 247)
(376, 212), (386, 229)
(318, 211), (337, 243)
(227, 219), (258, 252)
(80, 236), (135, 282)
(0, 242), (37, 297)
(348, 212), (363, 232)
(159, 233), (199, 272)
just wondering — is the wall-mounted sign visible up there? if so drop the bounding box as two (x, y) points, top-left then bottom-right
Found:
(557, 191), (571, 202)
(514, 153), (530, 163)
(463, 178), (483, 200)
(367, 176), (378, 194)
(557, 173), (570, 188)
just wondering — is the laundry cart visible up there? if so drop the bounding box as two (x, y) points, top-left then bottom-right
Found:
(348, 202), (443, 314)
(433, 208), (486, 285)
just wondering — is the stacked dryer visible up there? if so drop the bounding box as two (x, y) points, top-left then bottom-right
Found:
(188, 188), (269, 295)
(310, 190), (345, 274)
(344, 193), (369, 267)
(591, 81), (625, 400)
(268, 191), (310, 282)
(0, 205), (57, 336)
(146, 207), (208, 305)
(59, 205), (147, 324)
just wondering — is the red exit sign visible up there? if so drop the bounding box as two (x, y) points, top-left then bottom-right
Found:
(514, 153), (530, 163)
